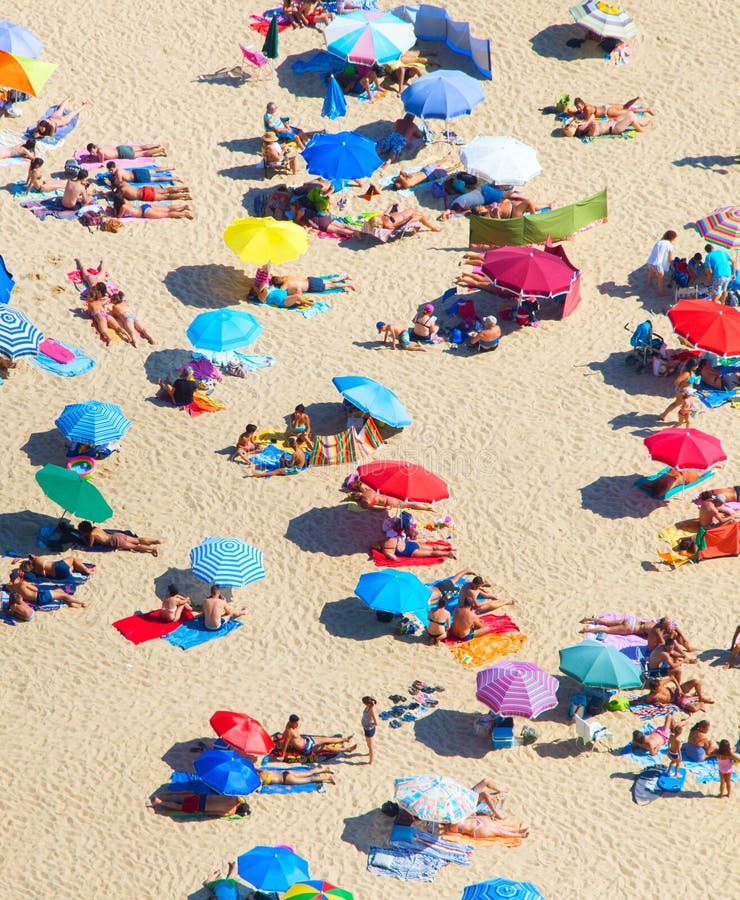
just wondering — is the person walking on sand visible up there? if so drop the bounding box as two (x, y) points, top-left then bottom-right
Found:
(361, 696), (378, 765)
(659, 359), (701, 422)
(202, 585), (246, 631)
(646, 230), (677, 297)
(706, 740), (740, 798)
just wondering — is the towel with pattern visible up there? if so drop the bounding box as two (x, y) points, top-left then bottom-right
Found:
(447, 631), (528, 669)
(367, 846), (448, 882)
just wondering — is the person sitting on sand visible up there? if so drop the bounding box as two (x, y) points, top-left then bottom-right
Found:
(375, 321), (426, 351)
(698, 491), (740, 528)
(159, 584), (192, 623)
(85, 142), (167, 162)
(4, 569), (86, 610)
(632, 713), (677, 755)
(288, 404), (313, 445)
(643, 675), (714, 713)
(275, 714), (356, 759)
(647, 637), (696, 679)
(685, 719), (715, 761)
(262, 131), (299, 174)
(376, 533), (457, 561)
(19, 555), (93, 579)
(263, 101), (309, 150)
(0, 138), (36, 161)
(247, 435), (310, 477)
(158, 367), (202, 406)
(647, 617), (695, 652)
(77, 521), (161, 556)
(368, 204), (442, 233)
(111, 192), (193, 220)
(105, 161), (181, 185)
(391, 154), (453, 190)
(85, 283), (131, 346)
(202, 861), (243, 900)
(580, 614), (655, 637)
(442, 812), (529, 840)
(257, 765), (336, 787)
(344, 482), (434, 511)
(449, 596), (491, 641)
(474, 198), (551, 220)
(150, 793), (251, 817)
(642, 466), (705, 499)
(113, 179), (191, 202)
(376, 113), (425, 163)
(459, 576), (515, 614)
(61, 169), (96, 210)
(30, 98), (88, 138)
(469, 316), (501, 352)
(231, 424), (264, 463)
(562, 110), (650, 138)
(426, 598), (452, 645)
(202, 584), (246, 631)
(270, 273), (355, 294)
(108, 292), (155, 348)
(24, 157), (66, 194)
(568, 96), (654, 119)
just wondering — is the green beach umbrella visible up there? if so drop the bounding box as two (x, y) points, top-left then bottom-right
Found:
(35, 463), (112, 522)
(559, 640), (642, 690)
(262, 13), (279, 73)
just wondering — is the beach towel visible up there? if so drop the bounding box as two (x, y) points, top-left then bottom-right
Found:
(112, 609), (194, 645)
(393, 828), (472, 865)
(94, 168), (175, 188)
(367, 846), (448, 882)
(158, 390), (225, 417)
(697, 387), (736, 409)
(446, 629), (527, 669)
(250, 13), (292, 35)
(291, 50), (346, 75)
(169, 766), (321, 795)
(628, 701), (681, 721)
(19, 196), (81, 221)
(440, 826), (526, 849)
(24, 105), (80, 145)
(73, 151), (156, 171)
(251, 442), (290, 472)
(30, 340), (95, 377)
(11, 179), (64, 202)
(161, 616), (242, 649)
(634, 466), (714, 500)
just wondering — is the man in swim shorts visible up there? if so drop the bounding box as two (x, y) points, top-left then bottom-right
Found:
(201, 585), (246, 631)
(449, 596), (491, 641)
(643, 676), (714, 712)
(85, 142), (167, 162)
(4, 569), (86, 609)
(105, 161), (181, 185)
(391, 154), (453, 190)
(19, 555), (94, 579)
(376, 321), (426, 351)
(115, 181), (191, 202)
(275, 714), (356, 759)
(269, 273), (355, 295)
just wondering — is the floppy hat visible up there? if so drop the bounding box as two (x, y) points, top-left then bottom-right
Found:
(263, 131), (278, 142)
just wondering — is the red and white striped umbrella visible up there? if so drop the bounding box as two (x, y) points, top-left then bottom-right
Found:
(476, 662), (559, 719)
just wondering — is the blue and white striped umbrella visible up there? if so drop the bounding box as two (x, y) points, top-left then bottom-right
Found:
(462, 878), (546, 900)
(394, 774), (477, 823)
(55, 400), (131, 445)
(190, 537), (266, 587)
(0, 305), (42, 357)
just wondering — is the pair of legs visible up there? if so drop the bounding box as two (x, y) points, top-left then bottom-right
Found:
(60, 556), (95, 576)
(390, 210), (442, 232)
(131, 203), (193, 220)
(475, 596), (515, 614)
(42, 98), (89, 131)
(131, 185), (191, 201)
(111, 313), (154, 347)
(719, 770), (733, 798)
(89, 306), (131, 345)
(75, 258), (107, 290)
(407, 543), (457, 559)
(723, 626), (740, 668)
(114, 533), (161, 555)
(594, 111), (650, 136)
(323, 220), (361, 237)
(472, 777), (506, 819)
(579, 614), (651, 635)
(284, 765), (335, 784)
(47, 587), (86, 608)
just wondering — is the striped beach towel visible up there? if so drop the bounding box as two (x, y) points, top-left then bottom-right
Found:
(310, 419), (384, 466)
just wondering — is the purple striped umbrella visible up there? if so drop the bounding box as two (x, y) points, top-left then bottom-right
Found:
(476, 662), (558, 719)
(696, 206), (740, 251)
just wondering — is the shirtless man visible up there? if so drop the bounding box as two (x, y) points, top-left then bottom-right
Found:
(0, 138), (37, 160)
(648, 637), (696, 679)
(76, 521), (161, 555)
(377, 113), (424, 163)
(61, 170), (95, 210)
(19, 555), (94, 579)
(449, 596), (491, 641)
(643, 676), (714, 713)
(247, 435), (309, 477)
(391, 154), (453, 190)
(456, 577), (515, 614)
(114, 181), (191, 202)
(4, 570), (86, 609)
(275, 714), (356, 759)
(201, 585), (246, 631)
(150, 793), (250, 818)
(85, 142), (167, 162)
(569, 96), (654, 119)
(105, 161), (181, 185)
(270, 274), (355, 294)
(108, 292), (155, 348)
(375, 321), (426, 351)
(698, 492), (740, 527)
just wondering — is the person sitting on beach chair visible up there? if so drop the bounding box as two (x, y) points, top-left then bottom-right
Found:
(275, 714), (356, 759)
(85, 142), (167, 162)
(263, 101), (309, 151)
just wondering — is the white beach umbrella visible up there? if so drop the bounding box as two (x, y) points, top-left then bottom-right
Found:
(460, 136), (542, 187)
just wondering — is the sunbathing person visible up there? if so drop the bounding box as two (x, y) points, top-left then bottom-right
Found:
(562, 111), (650, 138)
(270, 273), (355, 294)
(247, 435), (310, 477)
(292, 204), (362, 238)
(698, 492), (740, 527)
(449, 596), (492, 640)
(0, 138), (37, 160)
(24, 158), (66, 194)
(569, 96), (654, 119)
(299, 1), (333, 29)
(4, 570), (86, 609)
(441, 184), (535, 219)
(105, 161), (181, 184)
(258, 765), (335, 787)
(4, 592), (36, 622)
(108, 292), (155, 347)
(114, 180), (191, 201)
(383, 51), (431, 93)
(249, 275), (315, 308)
(344, 482), (434, 510)
(73, 257), (110, 291)
(376, 113), (425, 163)
(643, 675), (714, 713)
(376, 534), (457, 561)
(19, 555), (93, 579)
(443, 813), (529, 840)
(85, 283), (131, 345)
(375, 321), (426, 351)
(632, 713), (677, 754)
(111, 193), (193, 220)
(580, 614), (656, 637)
(642, 466), (705, 498)
(275, 714), (356, 759)
(368, 204), (442, 232)
(30, 98), (88, 138)
(469, 317), (501, 351)
(231, 424), (264, 463)
(159, 584), (192, 622)
(202, 585), (246, 630)
(391, 154), (452, 190)
(150, 793), (251, 817)
(202, 861), (242, 900)
(77, 521), (161, 556)
(85, 142), (167, 162)
(458, 576), (514, 614)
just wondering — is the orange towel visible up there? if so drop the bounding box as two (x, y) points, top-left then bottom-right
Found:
(442, 827), (525, 849)
(447, 632), (528, 668)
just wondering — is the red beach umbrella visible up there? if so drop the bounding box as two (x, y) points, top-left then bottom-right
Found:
(668, 299), (740, 357)
(643, 427), (726, 471)
(481, 245), (577, 298)
(210, 710), (275, 755)
(357, 459), (449, 503)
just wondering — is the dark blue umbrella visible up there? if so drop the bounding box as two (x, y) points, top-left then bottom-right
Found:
(321, 74), (347, 120)
(0, 254), (14, 305)
(193, 749), (261, 795)
(302, 132), (381, 181)
(238, 845), (310, 893)
(401, 70), (484, 126)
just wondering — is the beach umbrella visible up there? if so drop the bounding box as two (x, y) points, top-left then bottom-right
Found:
(35, 464), (112, 522)
(357, 459), (448, 503)
(194, 748), (261, 795)
(0, 305), (41, 357)
(223, 216), (309, 265)
(210, 710), (275, 755)
(0, 50), (56, 96)
(559, 640), (642, 689)
(190, 537), (265, 587)
(0, 21), (43, 58)
(0, 254), (15, 305)
(321, 74), (347, 120)
(460, 136), (542, 187)
(237, 846), (311, 893)
(284, 882), (354, 900)
(394, 774), (478, 823)
(667, 299), (740, 357)
(302, 132), (382, 181)
(55, 400), (131, 446)
(324, 10), (415, 65)
(332, 375), (411, 428)
(568, 0), (638, 40)
(476, 662), (559, 719)
(696, 206), (740, 252)
(481, 246), (577, 298)
(401, 70), (484, 123)
(186, 309), (262, 353)
(643, 427), (726, 472)
(262, 12), (279, 67)
(462, 878), (545, 900)
(355, 570), (432, 615)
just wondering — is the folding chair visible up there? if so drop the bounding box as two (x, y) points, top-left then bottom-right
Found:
(197, 44), (270, 85)
(573, 714), (613, 753)
(456, 298), (479, 330)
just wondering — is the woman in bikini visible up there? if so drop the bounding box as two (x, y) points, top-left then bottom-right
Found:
(571, 96), (654, 119)
(376, 534), (457, 561)
(0, 138), (36, 160)
(563, 110), (650, 138)
(426, 598), (451, 645)
(77, 521), (162, 556)
(159, 584), (192, 622)
(108, 292), (155, 348)
(111, 193), (193, 220)
(443, 813), (529, 840)
(370, 204), (442, 232)
(30, 98), (89, 138)
(23, 158), (66, 194)
(258, 766), (335, 787)
(85, 283), (132, 346)
(579, 614), (656, 636)
(411, 304), (439, 341)
(344, 484), (434, 511)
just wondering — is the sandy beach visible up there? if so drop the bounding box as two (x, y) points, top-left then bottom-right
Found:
(0, 1), (738, 897)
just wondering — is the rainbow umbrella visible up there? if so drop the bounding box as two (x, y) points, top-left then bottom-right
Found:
(284, 881), (354, 900)
(325, 10), (415, 65)
(395, 774), (477, 823)
(696, 206), (740, 252)
(568, 1), (638, 40)
(0, 50), (56, 96)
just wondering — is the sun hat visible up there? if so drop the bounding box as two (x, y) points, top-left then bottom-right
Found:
(423, 303), (434, 312)
(263, 131), (278, 142)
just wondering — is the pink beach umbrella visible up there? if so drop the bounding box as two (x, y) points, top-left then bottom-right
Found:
(476, 662), (559, 719)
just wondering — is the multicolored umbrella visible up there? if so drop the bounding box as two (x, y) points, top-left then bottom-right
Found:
(209, 710), (275, 755)
(302, 132), (382, 181)
(186, 309), (262, 352)
(284, 881), (354, 900)
(0, 21), (43, 58)
(0, 50), (56, 96)
(332, 375), (411, 428)
(190, 537), (265, 587)
(394, 774), (478, 823)
(643, 427), (726, 472)
(696, 206), (740, 251)
(481, 246), (577, 298)
(401, 70), (484, 121)
(324, 10), (415, 65)
(194, 748), (261, 795)
(357, 459), (448, 502)
(476, 662), (559, 719)
(55, 400), (131, 446)
(355, 570), (432, 615)
(321, 74), (347, 120)
(559, 640), (642, 689)
(238, 846), (310, 893)
(223, 216), (309, 265)
(462, 878), (545, 900)
(568, 1), (638, 40)
(667, 299), (740, 357)
(460, 136), (541, 187)
(0, 305), (41, 357)
(35, 464), (112, 522)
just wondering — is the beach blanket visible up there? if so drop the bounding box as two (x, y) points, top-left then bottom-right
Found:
(367, 846), (448, 882)
(371, 541), (452, 567)
(291, 51), (346, 75)
(634, 466), (714, 500)
(19, 196), (81, 221)
(250, 13), (292, 35)
(311, 419), (384, 467)
(30, 340), (95, 377)
(112, 609), (194, 645)
(446, 626), (527, 669)
(23, 105), (80, 146)
(697, 387), (736, 409)
(441, 827), (526, 849)
(161, 616), (242, 649)
(73, 151), (156, 171)
(390, 827), (472, 865)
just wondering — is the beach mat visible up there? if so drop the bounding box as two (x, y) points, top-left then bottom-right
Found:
(167, 768), (320, 796)
(73, 152), (156, 170)
(30, 339), (95, 377)
(441, 826), (525, 849)
(24, 105), (80, 145)
(19, 196), (80, 221)
(371, 541), (452, 567)
(112, 609), (194, 645)
(447, 631), (528, 669)
(161, 616), (242, 649)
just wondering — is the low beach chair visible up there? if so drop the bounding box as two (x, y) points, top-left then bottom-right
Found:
(574, 714), (613, 753)
(198, 45), (270, 84)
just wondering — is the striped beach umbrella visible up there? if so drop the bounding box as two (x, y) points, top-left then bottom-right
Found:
(696, 206), (740, 251)
(324, 10), (415, 65)
(0, 305), (42, 357)
(284, 882), (354, 900)
(55, 400), (131, 445)
(190, 537), (265, 587)
(476, 662), (559, 719)
(394, 774), (478, 823)
(568, 1), (638, 40)
(462, 878), (545, 900)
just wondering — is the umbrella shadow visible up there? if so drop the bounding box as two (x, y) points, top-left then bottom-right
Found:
(413, 708), (491, 759)
(529, 24), (600, 61)
(19, 428), (67, 466)
(275, 52), (338, 99)
(218, 137), (263, 155)
(153, 566), (204, 602)
(320, 597), (391, 642)
(164, 264), (251, 309)
(302, 400), (347, 435)
(584, 351), (659, 396)
(0, 509), (60, 554)
(341, 808), (392, 853)
(161, 737), (216, 772)
(143, 348), (196, 386)
(673, 154), (738, 174)
(218, 163), (265, 184)
(285, 506), (379, 556)
(580, 474), (661, 519)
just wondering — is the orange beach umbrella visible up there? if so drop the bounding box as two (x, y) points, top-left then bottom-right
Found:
(0, 50), (56, 96)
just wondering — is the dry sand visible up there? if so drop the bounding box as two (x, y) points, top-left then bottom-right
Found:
(0, 1), (738, 897)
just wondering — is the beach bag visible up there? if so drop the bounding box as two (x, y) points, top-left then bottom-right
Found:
(555, 93), (570, 113)
(226, 359), (250, 378)
(64, 158), (82, 179)
(100, 218), (123, 233)
(79, 210), (103, 229)
(607, 696), (630, 711)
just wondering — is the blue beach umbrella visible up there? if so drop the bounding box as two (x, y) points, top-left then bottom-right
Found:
(190, 537), (265, 588)
(332, 375), (412, 428)
(0, 21), (43, 58)
(194, 748), (261, 795)
(355, 570), (432, 616)
(559, 640), (642, 690)
(0, 254), (15, 305)
(55, 400), (131, 445)
(0, 305), (41, 357)
(186, 309), (262, 353)
(321, 74), (347, 120)
(401, 70), (484, 124)
(302, 132), (382, 181)
(238, 846), (311, 893)
(462, 878), (546, 900)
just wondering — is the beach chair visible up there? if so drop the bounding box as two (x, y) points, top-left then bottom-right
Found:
(624, 320), (663, 373)
(199, 45), (270, 84)
(456, 298), (479, 330)
(573, 714), (613, 753)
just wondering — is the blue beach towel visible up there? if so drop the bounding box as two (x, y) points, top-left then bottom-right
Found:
(697, 387), (736, 409)
(634, 466), (713, 500)
(24, 106), (80, 145)
(161, 616), (242, 649)
(249, 443), (287, 471)
(367, 846), (447, 882)
(30, 341), (95, 377)
(291, 51), (345, 75)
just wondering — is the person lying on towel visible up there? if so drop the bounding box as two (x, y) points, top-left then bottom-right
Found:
(562, 110), (650, 138)
(150, 793), (250, 817)
(643, 467), (705, 499)
(442, 812), (529, 840)
(19, 555), (94, 579)
(374, 533), (457, 561)
(275, 713), (356, 759)
(567, 96), (654, 119)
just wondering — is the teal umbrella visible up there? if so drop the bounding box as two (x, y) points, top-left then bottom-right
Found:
(559, 640), (642, 690)
(35, 463), (112, 522)
(262, 13), (279, 73)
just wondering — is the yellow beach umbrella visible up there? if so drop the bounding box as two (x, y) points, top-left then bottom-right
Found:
(223, 216), (309, 265)
(0, 50), (56, 96)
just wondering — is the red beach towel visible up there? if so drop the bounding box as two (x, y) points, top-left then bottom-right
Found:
(444, 613), (519, 644)
(112, 608), (194, 644)
(371, 541), (452, 568)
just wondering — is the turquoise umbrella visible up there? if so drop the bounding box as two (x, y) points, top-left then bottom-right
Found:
(559, 640), (642, 689)
(186, 309), (262, 352)
(332, 375), (411, 427)
(35, 464), (112, 522)
(355, 570), (432, 616)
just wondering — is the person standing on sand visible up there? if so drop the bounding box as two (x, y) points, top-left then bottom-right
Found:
(202, 585), (246, 631)
(361, 696), (378, 765)
(645, 230), (677, 297)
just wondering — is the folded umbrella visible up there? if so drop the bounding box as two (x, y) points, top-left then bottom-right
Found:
(357, 459), (448, 502)
(332, 375), (411, 428)
(35, 464), (112, 522)
(209, 710), (275, 755)
(238, 846), (310, 893)
(190, 537), (265, 587)
(186, 309), (262, 353)
(302, 132), (382, 181)
(0, 50), (56, 96)
(321, 74), (347, 120)
(194, 748), (261, 795)
(355, 570), (432, 615)
(55, 400), (131, 445)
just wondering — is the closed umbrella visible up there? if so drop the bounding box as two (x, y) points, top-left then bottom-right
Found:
(262, 12), (279, 71)
(568, 0), (638, 40)
(395, 774), (478, 823)
(476, 662), (559, 719)
(186, 309), (262, 353)
(0, 21), (43, 58)
(284, 883), (354, 900)
(0, 50), (56, 96)
(332, 375), (411, 428)
(223, 216), (308, 265)
(460, 136), (542, 187)
(194, 748), (261, 795)
(209, 710), (275, 755)
(302, 132), (382, 181)
(696, 206), (740, 252)
(357, 459), (448, 503)
(324, 10), (415, 65)
(643, 427), (726, 472)
(667, 299), (740, 357)
(55, 400), (131, 445)
(481, 246), (577, 298)
(190, 537), (265, 587)
(35, 463), (112, 522)
(237, 846), (310, 893)
(0, 305), (41, 357)
(559, 640), (642, 689)
(355, 570), (432, 615)
(321, 75), (347, 120)
(462, 878), (545, 900)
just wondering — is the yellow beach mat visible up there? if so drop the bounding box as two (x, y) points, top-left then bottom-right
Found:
(442, 826), (525, 849)
(256, 428), (290, 450)
(656, 521), (698, 568)
(447, 632), (528, 669)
